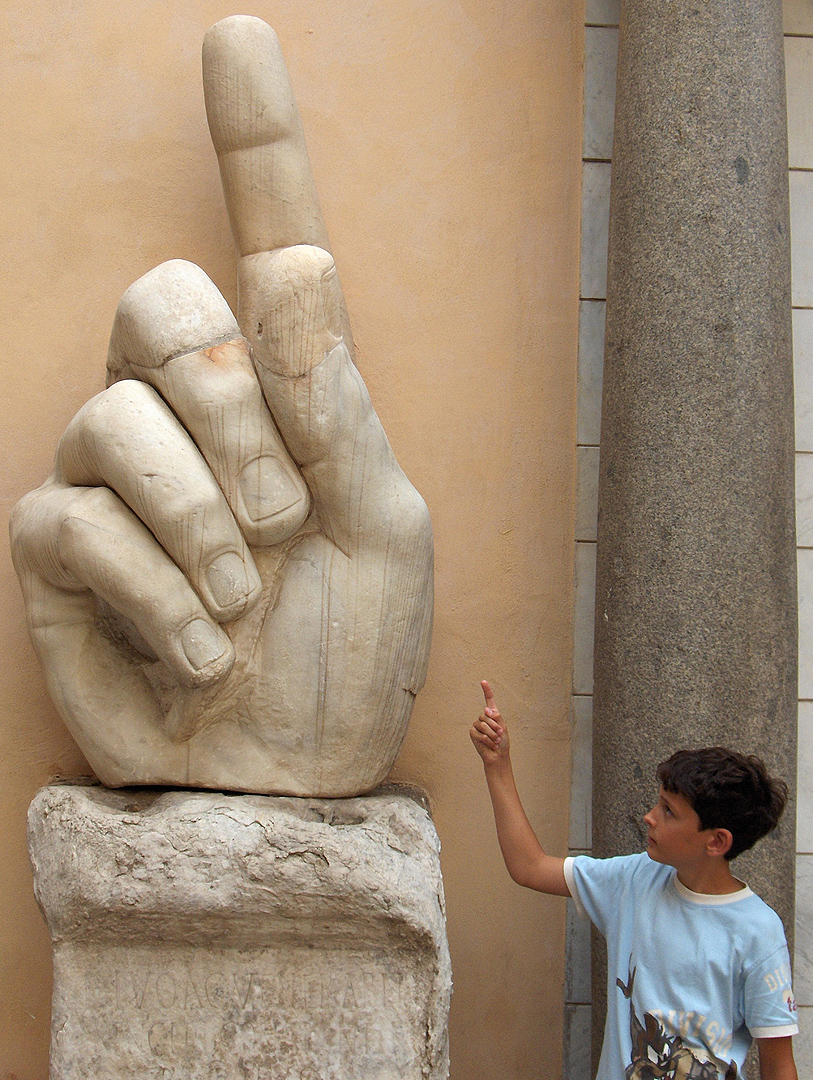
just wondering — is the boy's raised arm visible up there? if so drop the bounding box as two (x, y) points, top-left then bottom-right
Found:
(471, 681), (570, 896)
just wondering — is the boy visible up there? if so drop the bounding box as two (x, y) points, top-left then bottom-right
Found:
(471, 680), (798, 1080)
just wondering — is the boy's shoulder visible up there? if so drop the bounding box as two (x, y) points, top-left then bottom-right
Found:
(567, 852), (788, 945)
(717, 884), (789, 951)
(565, 850), (670, 923)
(566, 849), (666, 890)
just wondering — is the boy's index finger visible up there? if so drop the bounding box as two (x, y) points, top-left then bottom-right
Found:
(480, 679), (499, 714)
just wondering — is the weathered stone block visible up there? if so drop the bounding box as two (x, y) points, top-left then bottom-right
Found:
(28, 784), (451, 1080)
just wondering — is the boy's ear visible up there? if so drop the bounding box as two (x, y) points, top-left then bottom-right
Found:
(706, 828), (733, 858)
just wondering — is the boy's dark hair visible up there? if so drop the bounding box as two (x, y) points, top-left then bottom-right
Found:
(656, 747), (788, 860)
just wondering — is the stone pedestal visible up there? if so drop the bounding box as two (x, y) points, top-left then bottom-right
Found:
(28, 784), (451, 1080)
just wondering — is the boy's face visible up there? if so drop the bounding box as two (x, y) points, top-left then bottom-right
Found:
(643, 787), (716, 870)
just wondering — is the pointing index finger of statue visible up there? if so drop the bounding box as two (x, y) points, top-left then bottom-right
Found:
(203, 15), (354, 360)
(107, 260), (311, 549)
(203, 16), (326, 258)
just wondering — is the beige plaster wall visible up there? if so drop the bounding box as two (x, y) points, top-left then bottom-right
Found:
(0, 2), (583, 1077)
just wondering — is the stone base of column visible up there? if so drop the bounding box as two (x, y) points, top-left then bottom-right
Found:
(28, 784), (451, 1080)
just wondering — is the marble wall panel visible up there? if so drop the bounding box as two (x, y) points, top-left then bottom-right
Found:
(794, 310), (813, 451)
(796, 454), (813, 546)
(786, 37), (813, 169)
(795, 854), (813, 1001)
(784, 0), (813, 35)
(585, 0), (620, 26)
(580, 162), (611, 300)
(798, 702), (813, 853)
(583, 27), (618, 161)
(577, 301), (605, 446)
(575, 446), (599, 542)
(798, 549), (813, 699)
(569, 695), (593, 850)
(573, 543), (597, 696)
(791, 171), (813, 306)
(795, 1008), (813, 1069)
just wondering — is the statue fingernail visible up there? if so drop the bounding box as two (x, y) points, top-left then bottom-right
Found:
(239, 456), (304, 522)
(206, 551), (250, 610)
(180, 619), (229, 671)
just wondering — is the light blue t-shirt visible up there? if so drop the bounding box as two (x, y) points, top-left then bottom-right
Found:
(564, 852), (797, 1079)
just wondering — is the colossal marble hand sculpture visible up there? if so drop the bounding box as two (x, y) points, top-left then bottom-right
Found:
(10, 16), (433, 798)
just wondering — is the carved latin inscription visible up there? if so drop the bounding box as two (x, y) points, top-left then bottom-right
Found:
(55, 946), (422, 1079)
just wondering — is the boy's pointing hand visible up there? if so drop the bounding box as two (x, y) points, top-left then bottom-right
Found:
(470, 679), (510, 766)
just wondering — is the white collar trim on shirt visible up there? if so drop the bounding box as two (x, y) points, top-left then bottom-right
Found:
(672, 873), (753, 905)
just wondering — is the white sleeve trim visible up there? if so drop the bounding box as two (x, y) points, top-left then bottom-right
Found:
(563, 856), (587, 920)
(749, 1024), (799, 1038)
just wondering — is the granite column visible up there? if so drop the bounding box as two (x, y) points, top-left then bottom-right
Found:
(592, 0), (797, 964)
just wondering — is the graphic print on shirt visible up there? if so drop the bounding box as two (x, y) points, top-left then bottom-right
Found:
(617, 967), (738, 1080)
(762, 960), (798, 1023)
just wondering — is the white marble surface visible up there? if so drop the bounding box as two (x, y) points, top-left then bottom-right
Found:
(569, 696), (593, 850)
(573, 542), (597, 695)
(784, 0), (813, 35)
(795, 310), (813, 451)
(799, 703), (813, 852)
(583, 27), (618, 161)
(798, 549), (813, 699)
(580, 162), (612, 300)
(576, 446), (599, 542)
(791, 170), (813, 307)
(10, 17), (434, 799)
(578, 300), (605, 446)
(795, 1007), (813, 1072)
(795, 854), (813, 1001)
(797, 454), (813, 546)
(789, 9), (813, 1070)
(786, 37), (813, 169)
(585, 0), (620, 26)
